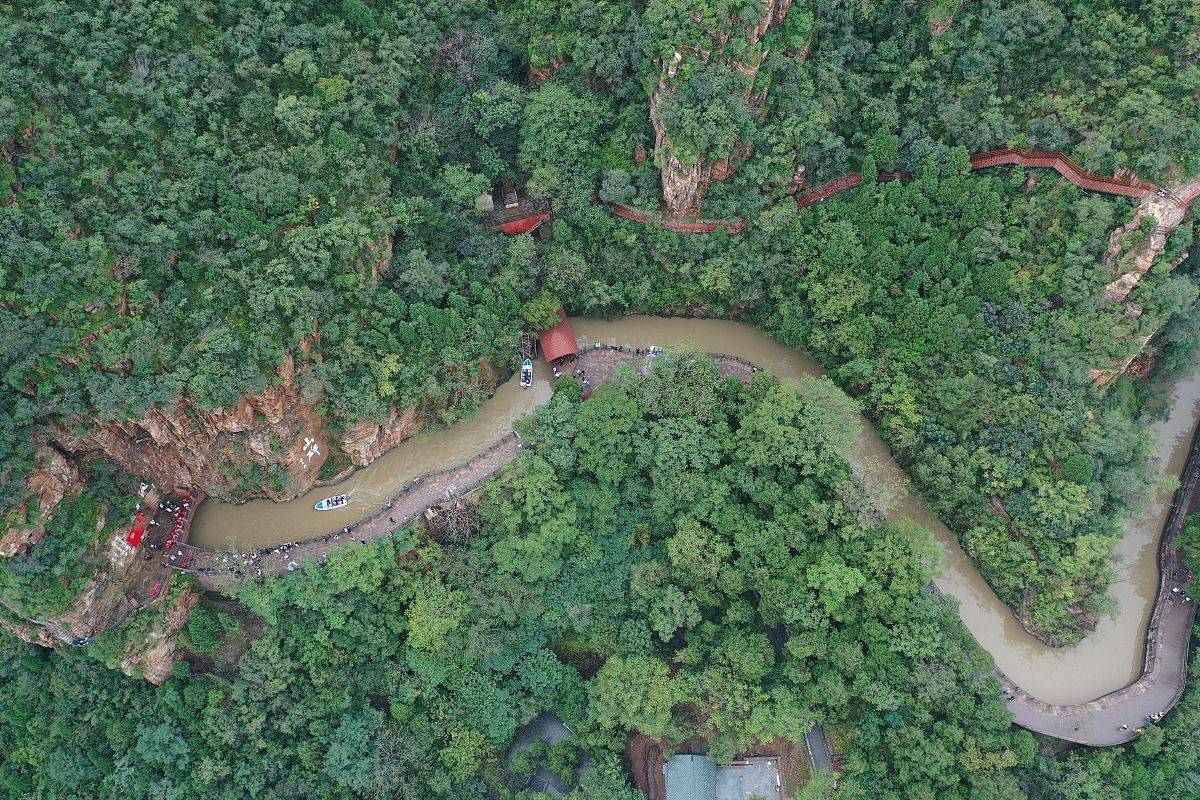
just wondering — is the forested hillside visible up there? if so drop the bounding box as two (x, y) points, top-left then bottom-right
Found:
(2, 0), (1200, 795)
(540, 152), (1197, 641)
(0, 1), (537, 508)
(0, 358), (1034, 799)
(4, 0), (1198, 639)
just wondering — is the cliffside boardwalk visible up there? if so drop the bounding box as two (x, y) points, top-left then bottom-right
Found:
(185, 344), (1200, 748)
(609, 147), (1197, 233)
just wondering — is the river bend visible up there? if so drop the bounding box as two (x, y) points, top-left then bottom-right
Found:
(192, 317), (1200, 710)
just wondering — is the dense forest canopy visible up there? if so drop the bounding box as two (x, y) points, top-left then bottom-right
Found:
(2, 0), (1200, 797)
(3, 0), (1198, 507)
(2, 358), (1198, 798)
(0, 359), (1035, 799)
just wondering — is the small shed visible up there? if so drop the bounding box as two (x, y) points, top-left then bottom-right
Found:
(539, 308), (578, 364)
(665, 755), (718, 800)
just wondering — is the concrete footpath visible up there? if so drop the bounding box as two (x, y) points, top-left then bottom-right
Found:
(804, 726), (833, 772)
(999, 419), (1200, 746)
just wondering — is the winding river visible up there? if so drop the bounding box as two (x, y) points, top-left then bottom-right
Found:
(191, 317), (1200, 707)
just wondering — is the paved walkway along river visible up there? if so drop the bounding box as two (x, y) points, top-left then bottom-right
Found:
(1003, 433), (1200, 745)
(187, 437), (522, 589)
(187, 318), (1200, 747)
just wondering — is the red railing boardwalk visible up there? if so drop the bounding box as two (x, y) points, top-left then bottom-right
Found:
(613, 148), (1178, 232)
(611, 203), (746, 233)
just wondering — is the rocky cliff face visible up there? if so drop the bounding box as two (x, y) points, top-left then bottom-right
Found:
(0, 447), (81, 557)
(652, 0), (796, 218)
(120, 587), (198, 685)
(650, 52), (706, 217)
(339, 361), (501, 466)
(46, 349), (503, 503)
(529, 55), (570, 86)
(1092, 180), (1197, 385)
(49, 353), (330, 502)
(0, 335), (501, 679)
(338, 406), (426, 469)
(1103, 191), (1192, 304)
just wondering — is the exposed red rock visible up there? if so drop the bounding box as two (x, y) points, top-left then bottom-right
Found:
(652, 0), (799, 218)
(50, 353), (330, 502)
(0, 448), (81, 557)
(339, 406), (426, 466)
(120, 587), (199, 684)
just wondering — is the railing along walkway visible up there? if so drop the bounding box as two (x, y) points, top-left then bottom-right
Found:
(612, 147), (1183, 232)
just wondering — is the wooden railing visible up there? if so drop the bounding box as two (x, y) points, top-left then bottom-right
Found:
(610, 203), (746, 233)
(968, 148), (1154, 197)
(795, 171), (913, 209)
(613, 148), (1176, 233)
(796, 149), (1156, 208)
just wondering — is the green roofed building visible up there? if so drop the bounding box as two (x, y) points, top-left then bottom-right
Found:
(664, 755), (718, 800)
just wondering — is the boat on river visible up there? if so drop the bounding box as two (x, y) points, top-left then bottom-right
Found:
(520, 358), (533, 388)
(314, 492), (352, 511)
(191, 316), (1200, 730)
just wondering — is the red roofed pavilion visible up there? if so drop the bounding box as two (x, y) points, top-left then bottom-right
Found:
(126, 512), (148, 548)
(539, 308), (578, 364)
(497, 212), (551, 235)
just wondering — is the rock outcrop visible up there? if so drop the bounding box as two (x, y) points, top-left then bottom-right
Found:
(330, 370), (500, 476)
(1103, 190), (1192, 304)
(651, 0), (798, 218)
(339, 406), (426, 467)
(0, 447), (81, 557)
(50, 353), (328, 502)
(1092, 179), (1197, 386)
(930, 0), (966, 33)
(120, 587), (198, 685)
(46, 346), (504, 504)
(650, 55), (707, 217)
(1, 328), (503, 667)
(529, 55), (570, 86)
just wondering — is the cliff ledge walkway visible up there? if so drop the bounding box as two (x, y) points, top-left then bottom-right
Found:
(608, 147), (1199, 233)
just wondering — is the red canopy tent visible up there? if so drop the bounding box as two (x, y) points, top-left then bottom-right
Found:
(126, 512), (148, 548)
(539, 308), (578, 363)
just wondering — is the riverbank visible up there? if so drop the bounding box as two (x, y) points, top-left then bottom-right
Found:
(179, 317), (1200, 743)
(186, 437), (520, 591)
(186, 347), (744, 589)
(187, 361), (553, 548)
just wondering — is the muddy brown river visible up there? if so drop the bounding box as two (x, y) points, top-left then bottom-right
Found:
(191, 317), (1200, 705)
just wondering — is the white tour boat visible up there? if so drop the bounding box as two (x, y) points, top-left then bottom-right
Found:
(314, 492), (352, 511)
